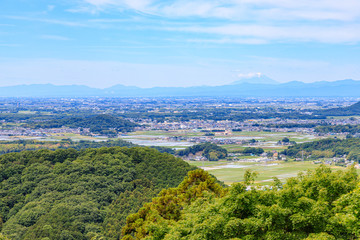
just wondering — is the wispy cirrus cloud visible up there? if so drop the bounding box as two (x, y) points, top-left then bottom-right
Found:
(5, 0), (360, 44)
(76, 0), (360, 22)
(172, 24), (360, 44)
(0, 43), (22, 47)
(47, 5), (55, 12)
(5, 16), (87, 27)
(66, 0), (360, 44)
(0, 23), (15, 27)
(187, 38), (267, 45)
(73, 0), (153, 13)
(41, 35), (72, 41)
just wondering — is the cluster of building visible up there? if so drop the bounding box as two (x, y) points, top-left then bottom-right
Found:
(0, 127), (87, 138)
(313, 157), (358, 168)
(135, 117), (360, 136)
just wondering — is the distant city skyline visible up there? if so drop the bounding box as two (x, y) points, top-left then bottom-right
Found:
(1, 0), (360, 88)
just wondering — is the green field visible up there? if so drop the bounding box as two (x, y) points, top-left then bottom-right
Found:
(187, 160), (347, 185)
(129, 130), (203, 137)
(47, 133), (108, 141)
(130, 130), (322, 143)
(9, 133), (109, 142)
(17, 110), (37, 114)
(326, 115), (360, 120)
(123, 130), (324, 152)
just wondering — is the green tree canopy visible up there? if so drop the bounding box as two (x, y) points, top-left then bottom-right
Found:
(123, 165), (360, 240)
(0, 146), (196, 240)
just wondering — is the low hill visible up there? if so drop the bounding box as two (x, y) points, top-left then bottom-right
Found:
(0, 146), (196, 239)
(316, 101), (360, 116)
(177, 143), (228, 161)
(282, 138), (360, 161)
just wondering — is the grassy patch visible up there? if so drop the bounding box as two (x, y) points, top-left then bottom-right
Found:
(191, 160), (348, 186)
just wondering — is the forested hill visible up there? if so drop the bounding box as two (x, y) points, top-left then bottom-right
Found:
(123, 166), (360, 240)
(316, 101), (360, 116)
(177, 143), (228, 161)
(0, 146), (196, 240)
(282, 138), (360, 161)
(0, 139), (177, 156)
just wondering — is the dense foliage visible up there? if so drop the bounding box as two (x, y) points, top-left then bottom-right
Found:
(0, 146), (196, 240)
(0, 139), (136, 155)
(122, 169), (225, 240)
(316, 101), (360, 116)
(283, 138), (360, 161)
(315, 124), (360, 134)
(0, 233), (9, 240)
(124, 166), (360, 240)
(0, 139), (177, 157)
(148, 146), (176, 155)
(177, 143), (228, 161)
(30, 114), (138, 136)
(233, 147), (265, 155)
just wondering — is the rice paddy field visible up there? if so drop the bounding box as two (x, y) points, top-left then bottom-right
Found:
(187, 160), (349, 185)
(7, 129), (331, 151)
(120, 130), (328, 151)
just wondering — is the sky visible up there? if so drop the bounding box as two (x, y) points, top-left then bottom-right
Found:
(1, 0), (360, 88)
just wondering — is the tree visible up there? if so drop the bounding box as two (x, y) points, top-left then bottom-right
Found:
(121, 169), (224, 240)
(0, 147), (196, 240)
(0, 233), (10, 240)
(122, 165), (360, 239)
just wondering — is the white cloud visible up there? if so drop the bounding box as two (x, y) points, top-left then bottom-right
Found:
(70, 0), (360, 44)
(188, 38), (267, 44)
(47, 5), (55, 11)
(79, 0), (360, 21)
(123, 0), (152, 10)
(10, 1), (360, 44)
(6, 16), (87, 27)
(160, 1), (238, 19)
(85, 0), (113, 5)
(41, 35), (72, 41)
(81, 0), (152, 12)
(168, 24), (360, 43)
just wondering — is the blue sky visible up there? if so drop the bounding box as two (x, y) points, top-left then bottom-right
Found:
(1, 0), (360, 88)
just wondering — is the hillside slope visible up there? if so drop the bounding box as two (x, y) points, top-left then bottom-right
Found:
(316, 101), (360, 116)
(0, 147), (196, 239)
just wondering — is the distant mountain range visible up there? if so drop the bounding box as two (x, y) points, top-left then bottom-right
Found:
(231, 74), (279, 85)
(1, 79), (360, 97)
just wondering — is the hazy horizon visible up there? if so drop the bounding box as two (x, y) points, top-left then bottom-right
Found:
(1, 0), (360, 88)
(1, 77), (360, 89)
